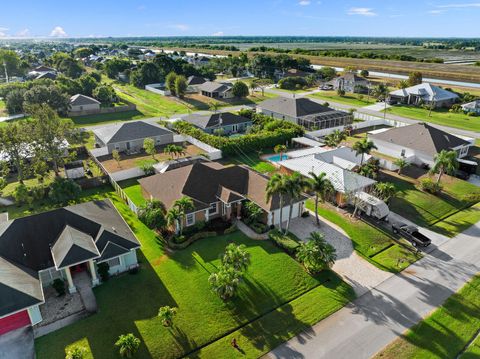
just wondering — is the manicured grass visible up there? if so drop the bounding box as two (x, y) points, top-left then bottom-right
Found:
(432, 203), (480, 237)
(222, 151), (277, 174)
(2, 172), (57, 197)
(118, 178), (147, 207)
(35, 191), (354, 359)
(68, 110), (146, 127)
(309, 91), (375, 107)
(460, 334), (480, 358)
(374, 275), (480, 359)
(273, 87), (317, 94)
(384, 172), (480, 234)
(387, 105), (480, 132)
(305, 201), (421, 272)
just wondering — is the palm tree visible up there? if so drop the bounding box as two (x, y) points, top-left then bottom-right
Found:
(352, 138), (377, 166)
(323, 133), (338, 148)
(374, 182), (397, 204)
(266, 174), (288, 232)
(296, 232), (337, 274)
(430, 150), (458, 185)
(115, 333), (141, 358)
(208, 266), (241, 301)
(164, 144), (176, 160)
(333, 129), (347, 146)
(158, 306), (177, 327)
(393, 158), (409, 176)
(308, 172), (334, 226)
(166, 207), (182, 235)
(209, 101), (219, 113)
(173, 196), (195, 234)
(284, 172), (309, 234)
(274, 144), (287, 161)
(222, 243), (251, 272)
(173, 144), (185, 159)
(371, 83), (389, 119)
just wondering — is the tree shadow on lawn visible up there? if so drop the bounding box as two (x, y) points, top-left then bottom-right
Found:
(71, 109), (145, 126)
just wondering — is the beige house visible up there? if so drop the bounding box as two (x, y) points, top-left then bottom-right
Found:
(69, 94), (101, 113)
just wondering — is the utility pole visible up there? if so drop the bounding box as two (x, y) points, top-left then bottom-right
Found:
(3, 61), (8, 83)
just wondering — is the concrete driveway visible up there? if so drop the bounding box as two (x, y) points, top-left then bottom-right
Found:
(288, 216), (392, 297)
(0, 327), (35, 359)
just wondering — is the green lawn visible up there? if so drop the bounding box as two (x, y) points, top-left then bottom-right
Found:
(374, 275), (480, 359)
(460, 334), (480, 358)
(387, 105), (480, 132)
(305, 201), (422, 272)
(221, 150), (277, 175)
(118, 178), (147, 207)
(35, 190), (354, 359)
(432, 203), (480, 237)
(384, 172), (480, 235)
(309, 91), (375, 107)
(273, 87), (317, 94)
(68, 110), (147, 127)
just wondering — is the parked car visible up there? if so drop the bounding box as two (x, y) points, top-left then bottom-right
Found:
(454, 169), (470, 180)
(392, 222), (431, 247)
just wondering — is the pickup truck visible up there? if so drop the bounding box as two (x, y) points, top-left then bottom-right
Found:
(392, 222), (431, 247)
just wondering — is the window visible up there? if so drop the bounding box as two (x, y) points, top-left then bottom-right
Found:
(231, 124), (238, 133)
(107, 257), (121, 268)
(401, 149), (406, 157)
(208, 203), (218, 215)
(186, 213), (195, 226)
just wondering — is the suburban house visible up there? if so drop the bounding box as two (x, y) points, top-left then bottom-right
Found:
(182, 112), (253, 134)
(198, 81), (234, 99)
(92, 121), (174, 154)
(368, 123), (472, 167)
(35, 72), (57, 80)
(0, 200), (140, 335)
(275, 68), (312, 80)
(461, 100), (480, 114)
(69, 94), (101, 114)
(186, 75), (207, 92)
(278, 146), (376, 206)
(257, 97), (353, 130)
(27, 65), (56, 79)
(388, 83), (459, 108)
(331, 73), (369, 93)
(138, 162), (306, 227)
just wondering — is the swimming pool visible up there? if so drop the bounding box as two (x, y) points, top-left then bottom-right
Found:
(265, 154), (289, 162)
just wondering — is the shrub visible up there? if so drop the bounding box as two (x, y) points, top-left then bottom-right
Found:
(115, 333), (141, 358)
(52, 278), (66, 296)
(97, 262), (110, 282)
(224, 224), (238, 234)
(232, 81), (249, 97)
(13, 183), (31, 204)
(251, 222), (268, 234)
(278, 77), (308, 90)
(140, 163), (155, 176)
(49, 177), (81, 205)
(65, 346), (86, 359)
(269, 229), (301, 255)
(419, 177), (443, 194)
(189, 231), (217, 241)
(137, 200), (166, 230)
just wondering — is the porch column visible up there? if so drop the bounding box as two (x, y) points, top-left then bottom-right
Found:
(236, 202), (242, 219)
(65, 267), (76, 294)
(205, 209), (209, 222)
(89, 260), (100, 286)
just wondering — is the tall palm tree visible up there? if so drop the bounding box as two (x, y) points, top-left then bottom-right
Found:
(164, 144), (176, 160)
(284, 172), (308, 234)
(274, 144), (287, 161)
(393, 158), (409, 176)
(308, 172), (334, 226)
(158, 306), (177, 327)
(208, 266), (241, 301)
(430, 150), (458, 185)
(374, 182), (397, 204)
(266, 174), (287, 231)
(222, 243), (251, 272)
(209, 101), (219, 113)
(372, 83), (389, 119)
(173, 196), (194, 234)
(166, 207), (182, 235)
(352, 138), (378, 166)
(296, 232), (336, 274)
(115, 334), (141, 358)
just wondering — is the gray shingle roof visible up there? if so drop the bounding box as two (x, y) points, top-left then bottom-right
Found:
(389, 83), (459, 102)
(93, 121), (172, 145)
(69, 94), (101, 106)
(187, 75), (207, 86)
(259, 97), (335, 118)
(198, 81), (232, 93)
(183, 112), (252, 129)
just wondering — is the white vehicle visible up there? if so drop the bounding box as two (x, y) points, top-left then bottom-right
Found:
(353, 191), (390, 220)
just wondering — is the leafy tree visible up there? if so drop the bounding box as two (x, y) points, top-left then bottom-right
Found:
(74, 47), (93, 58)
(254, 78), (273, 96)
(5, 88), (26, 114)
(430, 150), (458, 185)
(308, 172), (334, 226)
(232, 81), (249, 98)
(266, 174), (288, 232)
(138, 200), (167, 230)
(0, 49), (25, 77)
(23, 85), (69, 114)
(112, 150), (121, 168)
(408, 71), (423, 86)
(374, 182), (397, 204)
(174, 75), (187, 98)
(397, 79), (409, 89)
(56, 56), (84, 79)
(371, 83), (389, 119)
(360, 70), (369, 77)
(243, 201), (263, 224)
(165, 71), (177, 96)
(273, 144), (287, 161)
(158, 306), (177, 327)
(93, 85), (116, 105)
(222, 243), (251, 272)
(49, 177), (81, 204)
(393, 158), (409, 175)
(0, 121), (31, 182)
(318, 66), (336, 81)
(143, 138), (156, 159)
(56, 75), (83, 96)
(353, 138), (377, 166)
(130, 62), (159, 88)
(78, 74), (99, 96)
(296, 232), (336, 274)
(29, 104), (75, 175)
(103, 57), (131, 79)
(208, 266), (241, 300)
(65, 345), (86, 359)
(115, 333), (141, 358)
(0, 177), (6, 196)
(13, 183), (30, 204)
(283, 172), (308, 234)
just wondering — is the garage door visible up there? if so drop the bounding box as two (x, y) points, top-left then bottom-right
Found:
(274, 203), (301, 225)
(0, 310), (31, 335)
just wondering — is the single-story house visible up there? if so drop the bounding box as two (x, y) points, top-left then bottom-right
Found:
(257, 97), (353, 130)
(331, 73), (369, 93)
(27, 65), (56, 79)
(278, 147), (376, 206)
(0, 200), (140, 334)
(69, 94), (101, 113)
(186, 75), (207, 92)
(139, 162), (306, 227)
(35, 72), (57, 80)
(182, 112), (252, 134)
(92, 121), (174, 154)
(368, 123), (472, 167)
(275, 68), (312, 80)
(388, 83), (459, 108)
(461, 100), (480, 114)
(198, 81), (234, 99)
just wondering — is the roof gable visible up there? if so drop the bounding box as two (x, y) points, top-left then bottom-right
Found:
(93, 121), (172, 145)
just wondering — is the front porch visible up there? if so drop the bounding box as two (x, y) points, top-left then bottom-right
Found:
(63, 260), (100, 294)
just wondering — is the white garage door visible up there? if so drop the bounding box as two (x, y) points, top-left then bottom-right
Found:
(273, 203), (301, 225)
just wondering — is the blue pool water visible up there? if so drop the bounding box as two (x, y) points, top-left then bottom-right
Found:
(266, 154), (289, 162)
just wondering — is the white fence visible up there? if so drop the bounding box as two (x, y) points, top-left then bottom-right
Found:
(110, 167), (146, 182)
(145, 83), (171, 96)
(377, 158), (399, 171)
(175, 134), (223, 160)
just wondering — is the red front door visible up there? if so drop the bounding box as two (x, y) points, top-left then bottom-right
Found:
(0, 310), (31, 335)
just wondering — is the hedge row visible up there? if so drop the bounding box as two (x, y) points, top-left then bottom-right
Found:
(268, 229), (301, 255)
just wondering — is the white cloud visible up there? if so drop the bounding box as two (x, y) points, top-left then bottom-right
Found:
(50, 26), (67, 37)
(299, 0), (311, 5)
(0, 27), (9, 37)
(438, 3), (480, 8)
(428, 9), (445, 14)
(16, 28), (30, 37)
(212, 31), (224, 36)
(167, 24), (189, 31)
(347, 7), (377, 16)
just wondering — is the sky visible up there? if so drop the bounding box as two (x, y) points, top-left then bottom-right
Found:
(0, 0), (480, 38)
